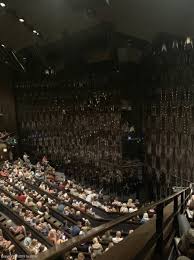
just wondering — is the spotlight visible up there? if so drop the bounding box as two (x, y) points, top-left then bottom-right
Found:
(186, 37), (192, 45)
(0, 2), (6, 8)
(19, 18), (24, 23)
(33, 30), (39, 35)
(3, 148), (7, 153)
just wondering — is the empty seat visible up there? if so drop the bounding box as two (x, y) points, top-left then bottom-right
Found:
(15, 234), (25, 241)
(55, 221), (62, 227)
(0, 216), (6, 222)
(49, 217), (56, 223)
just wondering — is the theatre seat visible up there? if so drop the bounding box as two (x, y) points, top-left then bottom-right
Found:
(15, 234), (25, 241)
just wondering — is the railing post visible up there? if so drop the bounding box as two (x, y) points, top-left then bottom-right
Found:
(155, 203), (164, 258)
(181, 191), (184, 214)
(174, 195), (179, 236)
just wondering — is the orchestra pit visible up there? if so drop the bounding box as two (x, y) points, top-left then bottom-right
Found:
(0, 1), (194, 260)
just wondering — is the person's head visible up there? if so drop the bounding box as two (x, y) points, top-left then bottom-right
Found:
(104, 230), (111, 237)
(93, 237), (99, 244)
(39, 245), (45, 253)
(27, 232), (32, 237)
(30, 239), (38, 247)
(6, 220), (13, 228)
(176, 257), (191, 260)
(116, 231), (121, 238)
(77, 252), (85, 260)
(76, 211), (81, 216)
(143, 213), (149, 219)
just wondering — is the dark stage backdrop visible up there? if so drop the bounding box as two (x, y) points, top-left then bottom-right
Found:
(0, 64), (16, 132)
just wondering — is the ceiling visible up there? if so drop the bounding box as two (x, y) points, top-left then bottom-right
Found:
(1, 0), (194, 71)
(112, 0), (194, 41)
(0, 0), (112, 50)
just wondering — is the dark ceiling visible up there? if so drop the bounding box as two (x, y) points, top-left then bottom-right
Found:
(0, 0), (112, 50)
(1, 0), (194, 72)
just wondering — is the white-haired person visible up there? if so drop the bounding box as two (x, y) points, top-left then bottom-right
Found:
(89, 237), (103, 259)
(112, 231), (123, 244)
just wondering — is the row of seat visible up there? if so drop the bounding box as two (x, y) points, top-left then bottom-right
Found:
(0, 212), (29, 256)
(33, 176), (141, 231)
(0, 178), (93, 259)
(4, 175), (136, 255)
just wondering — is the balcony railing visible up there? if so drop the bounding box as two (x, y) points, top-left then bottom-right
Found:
(37, 186), (191, 260)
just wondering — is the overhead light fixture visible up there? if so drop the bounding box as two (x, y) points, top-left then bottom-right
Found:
(19, 18), (24, 23)
(1, 44), (5, 48)
(3, 148), (7, 153)
(0, 2), (6, 8)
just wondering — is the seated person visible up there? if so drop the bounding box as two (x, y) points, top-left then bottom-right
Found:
(140, 213), (150, 224)
(9, 224), (26, 236)
(101, 230), (113, 243)
(70, 222), (81, 237)
(112, 198), (122, 207)
(23, 232), (32, 247)
(112, 231), (123, 244)
(57, 203), (65, 214)
(75, 252), (85, 260)
(188, 194), (194, 211)
(105, 242), (114, 252)
(120, 203), (128, 213)
(0, 235), (14, 253)
(89, 237), (103, 259)
(178, 228), (194, 258)
(48, 229), (57, 245)
(16, 192), (27, 203)
(28, 239), (41, 255)
(129, 204), (138, 213)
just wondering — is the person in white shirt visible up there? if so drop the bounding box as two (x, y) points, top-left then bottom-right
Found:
(112, 231), (123, 244)
(86, 193), (95, 203)
(129, 205), (138, 213)
(120, 203), (128, 213)
(141, 212), (150, 224)
(112, 198), (122, 207)
(23, 153), (29, 163)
